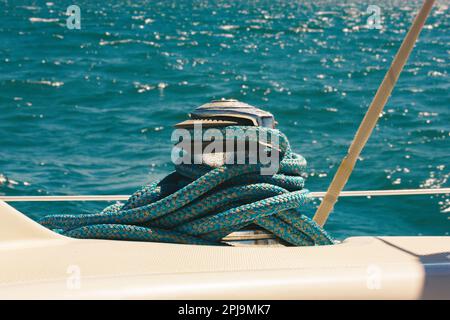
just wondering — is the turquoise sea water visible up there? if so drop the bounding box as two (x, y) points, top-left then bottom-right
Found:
(0, 0), (448, 240)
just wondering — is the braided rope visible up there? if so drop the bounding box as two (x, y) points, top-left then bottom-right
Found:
(39, 127), (333, 246)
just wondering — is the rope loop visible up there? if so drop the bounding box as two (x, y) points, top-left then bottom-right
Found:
(39, 126), (333, 246)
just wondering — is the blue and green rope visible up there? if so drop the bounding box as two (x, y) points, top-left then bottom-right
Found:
(39, 126), (333, 246)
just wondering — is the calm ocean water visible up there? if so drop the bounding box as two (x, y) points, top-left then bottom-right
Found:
(0, 0), (448, 240)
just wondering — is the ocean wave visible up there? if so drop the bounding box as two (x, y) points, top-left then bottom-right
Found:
(26, 80), (64, 87)
(29, 17), (59, 23)
(0, 174), (30, 188)
(99, 39), (159, 47)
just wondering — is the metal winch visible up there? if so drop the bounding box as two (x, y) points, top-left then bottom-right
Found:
(174, 99), (282, 244)
(175, 99), (276, 129)
(175, 99), (276, 167)
(174, 99), (278, 169)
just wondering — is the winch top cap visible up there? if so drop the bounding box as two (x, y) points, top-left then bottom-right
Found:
(175, 99), (275, 128)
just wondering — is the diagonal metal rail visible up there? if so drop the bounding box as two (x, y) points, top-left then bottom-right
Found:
(0, 188), (448, 202)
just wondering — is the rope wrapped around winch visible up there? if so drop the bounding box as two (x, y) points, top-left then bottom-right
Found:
(39, 126), (333, 246)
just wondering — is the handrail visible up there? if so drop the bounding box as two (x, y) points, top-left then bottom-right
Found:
(0, 188), (448, 202)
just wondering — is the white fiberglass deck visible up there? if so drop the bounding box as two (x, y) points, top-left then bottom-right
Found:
(0, 200), (449, 299)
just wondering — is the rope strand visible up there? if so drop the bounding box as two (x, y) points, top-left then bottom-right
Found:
(38, 127), (333, 246)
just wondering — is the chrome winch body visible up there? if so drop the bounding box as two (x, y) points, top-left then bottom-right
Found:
(175, 99), (276, 129)
(174, 99), (277, 168)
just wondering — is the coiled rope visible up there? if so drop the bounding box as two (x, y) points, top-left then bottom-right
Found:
(39, 126), (333, 246)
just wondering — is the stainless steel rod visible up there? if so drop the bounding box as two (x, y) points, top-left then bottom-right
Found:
(0, 188), (448, 202)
